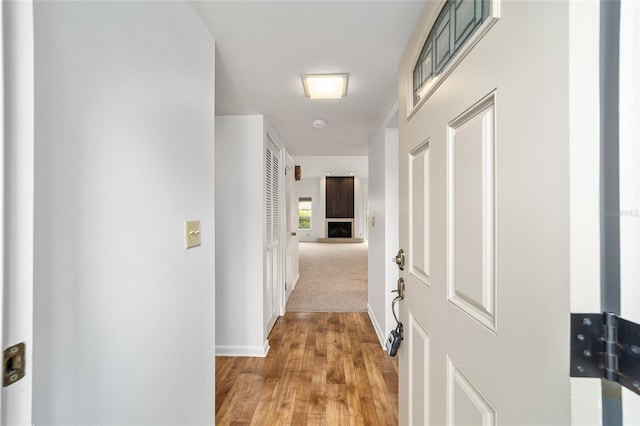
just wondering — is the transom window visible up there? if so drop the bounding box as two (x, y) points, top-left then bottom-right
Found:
(413, 0), (491, 106)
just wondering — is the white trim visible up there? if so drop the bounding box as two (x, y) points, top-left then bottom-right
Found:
(620, 0), (640, 423)
(367, 303), (386, 349)
(281, 273), (300, 313)
(216, 340), (270, 358)
(2, 2), (34, 423)
(407, 0), (501, 120)
(568, 1), (603, 423)
(0, 4), (5, 419)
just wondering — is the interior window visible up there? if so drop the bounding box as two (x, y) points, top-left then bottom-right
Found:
(299, 197), (312, 229)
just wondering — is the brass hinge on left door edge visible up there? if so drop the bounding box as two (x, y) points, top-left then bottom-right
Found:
(570, 313), (640, 395)
(3, 342), (26, 387)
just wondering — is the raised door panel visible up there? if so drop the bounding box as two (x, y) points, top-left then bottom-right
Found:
(446, 358), (497, 426)
(446, 94), (496, 332)
(408, 313), (430, 425)
(409, 141), (430, 286)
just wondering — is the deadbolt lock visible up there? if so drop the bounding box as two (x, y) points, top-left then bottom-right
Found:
(394, 249), (405, 271)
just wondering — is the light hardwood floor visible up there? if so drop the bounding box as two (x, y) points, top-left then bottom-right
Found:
(215, 312), (398, 425)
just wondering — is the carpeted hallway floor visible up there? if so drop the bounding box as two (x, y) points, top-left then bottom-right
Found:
(286, 242), (368, 312)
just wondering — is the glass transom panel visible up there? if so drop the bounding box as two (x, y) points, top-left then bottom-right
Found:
(413, 0), (490, 106)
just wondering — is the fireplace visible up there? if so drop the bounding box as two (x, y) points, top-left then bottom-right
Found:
(328, 221), (352, 238)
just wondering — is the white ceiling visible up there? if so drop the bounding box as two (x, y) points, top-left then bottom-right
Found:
(193, 1), (428, 156)
(295, 155), (368, 178)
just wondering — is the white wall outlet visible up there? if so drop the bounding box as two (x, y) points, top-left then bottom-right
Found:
(184, 220), (201, 249)
(371, 216), (376, 227)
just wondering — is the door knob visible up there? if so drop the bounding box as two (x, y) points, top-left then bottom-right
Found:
(391, 277), (405, 327)
(392, 277), (406, 299)
(394, 249), (405, 271)
(291, 232), (297, 236)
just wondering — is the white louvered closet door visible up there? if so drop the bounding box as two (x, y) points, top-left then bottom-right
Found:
(264, 134), (280, 334)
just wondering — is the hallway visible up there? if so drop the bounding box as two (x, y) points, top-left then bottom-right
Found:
(215, 312), (398, 425)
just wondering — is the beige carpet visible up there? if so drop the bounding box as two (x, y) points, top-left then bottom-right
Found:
(286, 242), (368, 312)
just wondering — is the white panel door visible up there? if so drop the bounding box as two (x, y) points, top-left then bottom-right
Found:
(398, 1), (590, 424)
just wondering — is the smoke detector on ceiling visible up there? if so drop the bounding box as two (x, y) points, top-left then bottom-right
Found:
(312, 119), (327, 129)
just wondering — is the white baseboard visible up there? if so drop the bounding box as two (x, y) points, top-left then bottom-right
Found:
(282, 273), (301, 315)
(215, 340), (270, 357)
(367, 303), (386, 349)
(284, 273), (300, 307)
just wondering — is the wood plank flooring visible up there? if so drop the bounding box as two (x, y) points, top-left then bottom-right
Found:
(215, 312), (398, 425)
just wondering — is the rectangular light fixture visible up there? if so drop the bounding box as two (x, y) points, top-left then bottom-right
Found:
(301, 74), (348, 99)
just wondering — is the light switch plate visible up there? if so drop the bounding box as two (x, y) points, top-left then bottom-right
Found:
(184, 220), (201, 249)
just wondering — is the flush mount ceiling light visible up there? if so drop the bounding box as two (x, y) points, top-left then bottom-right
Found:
(312, 119), (327, 129)
(301, 74), (348, 99)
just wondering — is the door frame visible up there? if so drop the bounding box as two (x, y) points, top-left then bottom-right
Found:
(619, 1), (640, 423)
(1, 1), (35, 423)
(568, 0), (605, 423)
(282, 150), (299, 312)
(0, 3), (5, 418)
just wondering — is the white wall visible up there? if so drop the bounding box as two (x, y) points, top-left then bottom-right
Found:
(215, 115), (285, 356)
(32, 2), (216, 424)
(367, 114), (399, 346)
(294, 156), (368, 179)
(358, 177), (369, 241)
(215, 115), (266, 355)
(383, 130), (399, 338)
(296, 178), (324, 241)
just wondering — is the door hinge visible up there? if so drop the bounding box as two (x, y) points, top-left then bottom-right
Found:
(571, 313), (640, 395)
(3, 342), (26, 387)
